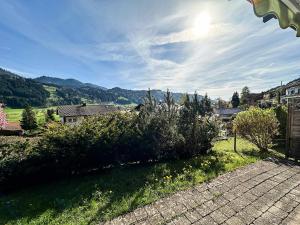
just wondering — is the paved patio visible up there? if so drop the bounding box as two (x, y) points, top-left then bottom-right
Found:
(105, 158), (300, 225)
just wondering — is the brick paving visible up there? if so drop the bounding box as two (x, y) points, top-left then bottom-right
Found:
(104, 158), (300, 225)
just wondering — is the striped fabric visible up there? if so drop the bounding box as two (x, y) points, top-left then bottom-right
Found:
(248, 0), (300, 36)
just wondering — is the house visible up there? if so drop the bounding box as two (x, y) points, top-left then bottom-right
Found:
(282, 79), (300, 103)
(57, 104), (120, 124)
(0, 122), (24, 136)
(214, 108), (241, 122)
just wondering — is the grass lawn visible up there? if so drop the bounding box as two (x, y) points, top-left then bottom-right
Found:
(4, 107), (60, 125)
(0, 138), (284, 225)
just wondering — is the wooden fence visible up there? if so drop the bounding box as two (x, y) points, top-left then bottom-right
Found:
(286, 97), (300, 160)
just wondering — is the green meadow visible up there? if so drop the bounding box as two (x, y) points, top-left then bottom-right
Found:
(4, 107), (59, 125)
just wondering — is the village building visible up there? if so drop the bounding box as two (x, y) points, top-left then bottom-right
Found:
(282, 79), (300, 103)
(213, 108), (241, 122)
(57, 104), (120, 124)
(0, 122), (24, 136)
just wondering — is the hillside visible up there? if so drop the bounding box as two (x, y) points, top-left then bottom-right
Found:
(0, 68), (194, 107)
(35, 76), (107, 90)
(107, 87), (189, 104)
(0, 68), (49, 108)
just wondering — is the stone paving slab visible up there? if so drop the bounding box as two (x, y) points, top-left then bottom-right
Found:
(104, 158), (300, 225)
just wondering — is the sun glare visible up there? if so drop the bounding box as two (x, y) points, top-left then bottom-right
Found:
(193, 12), (212, 37)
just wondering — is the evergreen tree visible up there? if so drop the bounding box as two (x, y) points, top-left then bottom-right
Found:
(21, 105), (38, 130)
(162, 89), (177, 123)
(231, 92), (240, 108)
(143, 89), (156, 113)
(180, 93), (191, 109)
(241, 86), (250, 106)
(201, 93), (212, 115)
(45, 109), (56, 122)
(276, 91), (281, 105)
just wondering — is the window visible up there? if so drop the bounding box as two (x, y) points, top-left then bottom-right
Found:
(67, 118), (77, 123)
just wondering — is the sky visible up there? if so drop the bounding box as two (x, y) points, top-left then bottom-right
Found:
(0, 0), (300, 99)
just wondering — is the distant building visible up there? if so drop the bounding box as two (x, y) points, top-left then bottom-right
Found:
(213, 108), (241, 122)
(247, 93), (264, 106)
(57, 104), (120, 124)
(0, 122), (24, 136)
(282, 80), (300, 103)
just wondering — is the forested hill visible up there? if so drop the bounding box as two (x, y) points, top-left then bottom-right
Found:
(35, 76), (107, 90)
(0, 68), (50, 107)
(0, 68), (195, 108)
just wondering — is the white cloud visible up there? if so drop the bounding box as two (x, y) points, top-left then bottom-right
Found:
(0, 0), (299, 98)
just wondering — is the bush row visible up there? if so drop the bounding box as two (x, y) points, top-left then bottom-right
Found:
(0, 91), (219, 191)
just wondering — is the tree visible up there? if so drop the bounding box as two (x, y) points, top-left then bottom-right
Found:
(217, 98), (228, 109)
(45, 109), (56, 122)
(241, 86), (250, 106)
(233, 107), (279, 152)
(231, 92), (240, 108)
(21, 105), (38, 130)
(276, 91), (281, 105)
(191, 92), (204, 116)
(0, 107), (7, 129)
(273, 105), (287, 139)
(201, 93), (212, 116)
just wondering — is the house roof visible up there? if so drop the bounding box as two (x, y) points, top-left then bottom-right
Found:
(214, 108), (241, 116)
(286, 79), (300, 89)
(3, 122), (23, 131)
(57, 104), (119, 117)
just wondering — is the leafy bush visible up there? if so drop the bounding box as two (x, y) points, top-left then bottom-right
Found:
(0, 90), (219, 190)
(273, 105), (287, 139)
(233, 107), (279, 151)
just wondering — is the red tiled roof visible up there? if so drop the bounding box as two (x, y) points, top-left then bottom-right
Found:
(3, 122), (23, 131)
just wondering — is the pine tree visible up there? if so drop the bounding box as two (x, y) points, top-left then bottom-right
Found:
(241, 86), (250, 106)
(231, 92), (240, 108)
(192, 92), (204, 116)
(45, 109), (56, 122)
(143, 89), (156, 113)
(21, 105), (38, 130)
(201, 93), (212, 116)
(162, 89), (177, 125)
(276, 91), (281, 105)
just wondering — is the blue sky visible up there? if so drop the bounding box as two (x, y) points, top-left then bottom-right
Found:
(0, 0), (300, 99)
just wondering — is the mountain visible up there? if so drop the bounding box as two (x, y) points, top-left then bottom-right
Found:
(0, 68), (50, 107)
(107, 87), (191, 104)
(34, 76), (107, 90)
(0, 68), (195, 108)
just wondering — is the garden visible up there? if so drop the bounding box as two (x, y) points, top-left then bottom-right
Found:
(0, 91), (287, 224)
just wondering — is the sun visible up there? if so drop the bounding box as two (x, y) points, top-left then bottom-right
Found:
(193, 12), (212, 37)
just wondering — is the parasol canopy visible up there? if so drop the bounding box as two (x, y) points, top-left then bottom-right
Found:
(249, 0), (300, 36)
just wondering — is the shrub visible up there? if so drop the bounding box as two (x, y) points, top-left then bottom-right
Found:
(0, 90), (219, 190)
(233, 107), (279, 151)
(273, 105), (287, 139)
